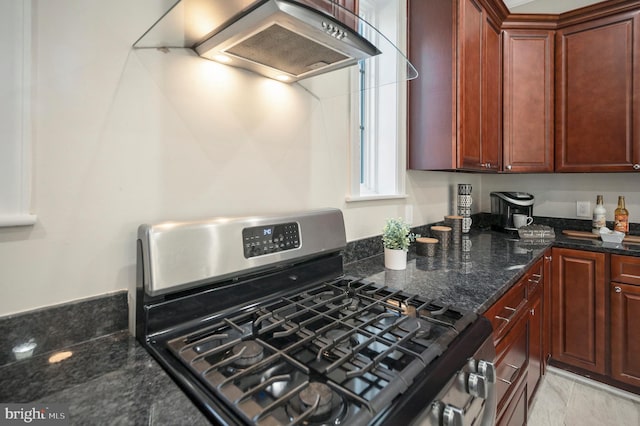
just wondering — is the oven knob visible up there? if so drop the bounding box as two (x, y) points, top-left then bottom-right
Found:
(468, 373), (488, 399)
(477, 360), (496, 383)
(442, 404), (464, 426)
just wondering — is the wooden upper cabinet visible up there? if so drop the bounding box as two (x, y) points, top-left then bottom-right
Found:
(458, 0), (483, 170)
(502, 29), (554, 172)
(555, 10), (640, 172)
(482, 16), (502, 171)
(458, 0), (502, 171)
(408, 0), (502, 171)
(408, 0), (456, 170)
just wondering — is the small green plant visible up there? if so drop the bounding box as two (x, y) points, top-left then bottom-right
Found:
(382, 218), (419, 251)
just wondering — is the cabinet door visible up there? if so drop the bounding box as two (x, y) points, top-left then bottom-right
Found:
(610, 282), (640, 387)
(555, 11), (640, 172)
(481, 15), (502, 171)
(527, 289), (543, 407)
(407, 0), (456, 170)
(458, 0), (483, 170)
(503, 29), (554, 173)
(551, 248), (606, 374)
(497, 377), (527, 426)
(459, 0), (501, 172)
(543, 250), (552, 372)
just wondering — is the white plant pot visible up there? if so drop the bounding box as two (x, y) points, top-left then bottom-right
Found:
(384, 248), (407, 270)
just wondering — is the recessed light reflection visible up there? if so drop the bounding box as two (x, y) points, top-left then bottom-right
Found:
(275, 75), (292, 82)
(48, 351), (73, 364)
(213, 54), (232, 64)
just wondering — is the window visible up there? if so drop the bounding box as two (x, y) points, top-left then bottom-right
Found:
(0, 0), (35, 226)
(347, 0), (407, 201)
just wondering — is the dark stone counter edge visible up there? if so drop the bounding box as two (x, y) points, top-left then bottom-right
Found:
(0, 291), (127, 368)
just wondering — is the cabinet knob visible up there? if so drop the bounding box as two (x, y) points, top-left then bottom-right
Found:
(506, 165), (512, 170)
(615, 286), (622, 293)
(634, 164), (640, 170)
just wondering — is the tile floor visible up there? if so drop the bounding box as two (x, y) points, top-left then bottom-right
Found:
(528, 366), (640, 426)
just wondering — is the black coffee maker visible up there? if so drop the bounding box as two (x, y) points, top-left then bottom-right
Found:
(490, 192), (535, 232)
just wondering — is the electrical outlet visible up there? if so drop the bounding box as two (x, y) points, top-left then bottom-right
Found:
(576, 201), (591, 218)
(405, 205), (413, 224)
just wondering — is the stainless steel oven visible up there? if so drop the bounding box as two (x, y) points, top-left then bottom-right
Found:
(131, 208), (496, 425)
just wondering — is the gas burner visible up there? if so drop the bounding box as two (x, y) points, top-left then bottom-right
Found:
(286, 382), (348, 424)
(398, 317), (432, 339)
(321, 329), (358, 361)
(327, 297), (359, 312)
(232, 340), (264, 367)
(300, 382), (333, 416)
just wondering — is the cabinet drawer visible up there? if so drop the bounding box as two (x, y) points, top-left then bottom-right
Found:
(526, 258), (544, 296)
(611, 255), (640, 285)
(485, 278), (528, 342)
(497, 376), (527, 426)
(495, 312), (528, 411)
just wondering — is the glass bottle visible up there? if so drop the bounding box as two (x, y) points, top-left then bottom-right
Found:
(614, 196), (629, 234)
(592, 195), (606, 234)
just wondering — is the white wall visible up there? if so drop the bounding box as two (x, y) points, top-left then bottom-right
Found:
(1, 0), (636, 318)
(0, 0), (476, 317)
(480, 173), (639, 220)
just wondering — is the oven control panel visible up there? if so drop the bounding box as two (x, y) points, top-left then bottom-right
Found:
(243, 222), (300, 258)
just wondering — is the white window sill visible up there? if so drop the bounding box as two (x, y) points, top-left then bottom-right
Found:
(0, 214), (37, 227)
(345, 194), (408, 203)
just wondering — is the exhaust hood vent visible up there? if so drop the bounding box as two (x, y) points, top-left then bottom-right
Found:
(207, 24), (350, 77)
(134, 0), (417, 87)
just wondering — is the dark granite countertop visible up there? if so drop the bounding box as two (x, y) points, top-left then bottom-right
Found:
(0, 331), (209, 425)
(344, 229), (640, 314)
(3, 227), (639, 425)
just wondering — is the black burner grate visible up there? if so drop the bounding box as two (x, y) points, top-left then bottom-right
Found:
(166, 278), (476, 425)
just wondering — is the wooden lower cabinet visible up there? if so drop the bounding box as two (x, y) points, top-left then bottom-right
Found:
(550, 250), (640, 394)
(486, 256), (545, 424)
(527, 285), (543, 405)
(498, 376), (527, 426)
(610, 282), (640, 387)
(610, 255), (640, 387)
(550, 247), (606, 375)
(495, 309), (528, 415)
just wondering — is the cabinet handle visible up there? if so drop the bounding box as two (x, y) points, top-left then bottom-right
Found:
(530, 308), (535, 316)
(495, 315), (510, 324)
(528, 273), (542, 284)
(506, 165), (512, 171)
(615, 286), (622, 293)
(544, 256), (552, 261)
(495, 305), (518, 325)
(634, 164), (640, 170)
(497, 363), (520, 385)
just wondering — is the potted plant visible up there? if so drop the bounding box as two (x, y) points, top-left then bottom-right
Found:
(382, 218), (419, 270)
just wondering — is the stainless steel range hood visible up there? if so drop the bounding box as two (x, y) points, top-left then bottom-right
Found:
(134, 0), (417, 86)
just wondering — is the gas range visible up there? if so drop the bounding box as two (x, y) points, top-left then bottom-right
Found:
(131, 209), (496, 425)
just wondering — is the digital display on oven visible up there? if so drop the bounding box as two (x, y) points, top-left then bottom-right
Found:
(242, 222), (300, 258)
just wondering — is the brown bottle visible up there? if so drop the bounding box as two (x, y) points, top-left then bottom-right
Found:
(614, 196), (629, 234)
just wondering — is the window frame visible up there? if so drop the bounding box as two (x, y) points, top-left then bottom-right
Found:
(0, 0), (36, 227)
(346, 0), (408, 202)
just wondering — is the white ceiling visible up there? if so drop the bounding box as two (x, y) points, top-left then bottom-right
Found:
(504, 0), (608, 14)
